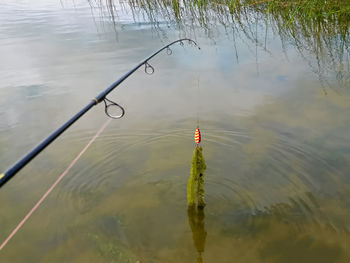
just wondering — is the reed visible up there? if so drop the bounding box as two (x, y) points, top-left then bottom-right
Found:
(89, 0), (350, 89)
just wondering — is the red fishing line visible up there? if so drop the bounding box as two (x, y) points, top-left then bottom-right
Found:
(0, 118), (112, 251)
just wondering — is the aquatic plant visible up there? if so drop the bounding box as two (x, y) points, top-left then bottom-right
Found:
(187, 145), (207, 208)
(89, 0), (350, 90)
(187, 205), (207, 263)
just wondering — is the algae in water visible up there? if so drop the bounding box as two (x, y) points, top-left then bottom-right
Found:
(188, 205), (207, 263)
(187, 146), (207, 208)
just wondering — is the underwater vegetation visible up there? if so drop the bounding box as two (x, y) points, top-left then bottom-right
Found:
(187, 205), (207, 263)
(187, 146), (206, 208)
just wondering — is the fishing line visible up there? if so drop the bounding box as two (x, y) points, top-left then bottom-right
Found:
(0, 38), (200, 188)
(0, 38), (201, 250)
(188, 74), (206, 208)
(196, 77), (200, 128)
(0, 118), (112, 251)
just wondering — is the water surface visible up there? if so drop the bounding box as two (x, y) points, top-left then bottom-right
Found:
(0, 0), (350, 262)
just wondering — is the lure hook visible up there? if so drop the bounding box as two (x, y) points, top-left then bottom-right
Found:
(103, 97), (125, 119)
(144, 62), (154, 75)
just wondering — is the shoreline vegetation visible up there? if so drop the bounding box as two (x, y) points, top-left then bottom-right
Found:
(89, 0), (350, 90)
(95, 0), (350, 34)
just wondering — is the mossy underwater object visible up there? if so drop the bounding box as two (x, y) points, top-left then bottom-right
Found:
(187, 145), (207, 208)
(188, 205), (207, 263)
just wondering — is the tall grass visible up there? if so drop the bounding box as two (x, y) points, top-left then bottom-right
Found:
(89, 0), (350, 89)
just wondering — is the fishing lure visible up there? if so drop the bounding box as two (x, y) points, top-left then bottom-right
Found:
(194, 127), (201, 144)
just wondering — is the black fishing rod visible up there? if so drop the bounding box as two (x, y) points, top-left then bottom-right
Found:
(0, 38), (200, 188)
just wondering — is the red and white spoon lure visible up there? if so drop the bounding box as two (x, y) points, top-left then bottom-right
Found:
(194, 127), (201, 144)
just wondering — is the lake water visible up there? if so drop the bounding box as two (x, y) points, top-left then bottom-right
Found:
(0, 0), (350, 262)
